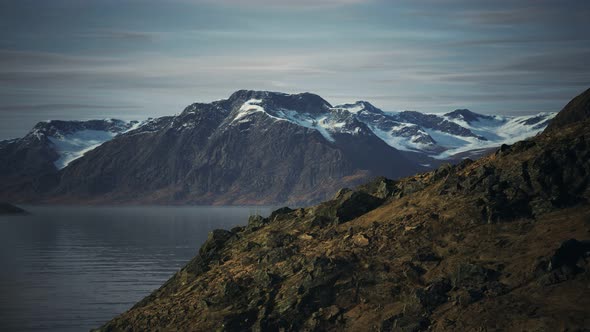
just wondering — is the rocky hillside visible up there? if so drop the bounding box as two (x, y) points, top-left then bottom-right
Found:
(0, 202), (27, 215)
(97, 88), (590, 331)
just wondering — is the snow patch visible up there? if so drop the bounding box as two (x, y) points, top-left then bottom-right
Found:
(48, 130), (119, 169)
(371, 126), (431, 152)
(233, 99), (265, 122)
(274, 109), (335, 142)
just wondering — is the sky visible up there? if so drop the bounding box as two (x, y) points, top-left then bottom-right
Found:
(1, 0), (589, 139)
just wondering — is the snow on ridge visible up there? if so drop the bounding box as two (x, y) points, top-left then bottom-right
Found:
(231, 99), (287, 125)
(274, 109), (336, 142)
(30, 119), (139, 169)
(221, 96), (557, 158)
(425, 112), (556, 159)
(48, 130), (119, 169)
(333, 103), (365, 114)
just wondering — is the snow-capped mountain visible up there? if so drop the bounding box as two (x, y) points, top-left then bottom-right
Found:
(0, 119), (138, 201)
(28, 119), (140, 169)
(330, 102), (555, 159)
(0, 90), (555, 205)
(21, 119), (139, 169)
(199, 92), (554, 160)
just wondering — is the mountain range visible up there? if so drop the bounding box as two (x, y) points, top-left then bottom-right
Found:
(97, 88), (590, 331)
(0, 90), (554, 205)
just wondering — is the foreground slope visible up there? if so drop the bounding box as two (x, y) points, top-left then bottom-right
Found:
(99, 88), (590, 331)
(102, 90), (590, 331)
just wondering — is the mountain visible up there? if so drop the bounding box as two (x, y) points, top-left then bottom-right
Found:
(0, 90), (554, 205)
(0, 119), (137, 202)
(48, 91), (418, 205)
(97, 88), (590, 331)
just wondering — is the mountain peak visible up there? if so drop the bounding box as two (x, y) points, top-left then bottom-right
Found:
(544, 88), (590, 133)
(225, 90), (332, 116)
(228, 90), (288, 102)
(444, 109), (490, 123)
(29, 119), (132, 138)
(333, 101), (383, 114)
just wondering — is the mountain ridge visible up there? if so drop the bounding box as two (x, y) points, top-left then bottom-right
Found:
(0, 90), (555, 205)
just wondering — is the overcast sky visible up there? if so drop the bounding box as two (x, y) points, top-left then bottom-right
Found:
(1, 0), (589, 139)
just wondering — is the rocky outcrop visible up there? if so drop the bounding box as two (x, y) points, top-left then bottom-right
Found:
(545, 87), (590, 132)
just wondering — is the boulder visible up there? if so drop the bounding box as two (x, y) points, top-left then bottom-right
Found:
(199, 229), (233, 257)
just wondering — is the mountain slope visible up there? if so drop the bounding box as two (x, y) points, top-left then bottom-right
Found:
(97, 88), (590, 331)
(0, 119), (136, 202)
(545, 87), (590, 132)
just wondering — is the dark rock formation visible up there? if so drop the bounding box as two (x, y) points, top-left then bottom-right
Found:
(444, 109), (494, 124)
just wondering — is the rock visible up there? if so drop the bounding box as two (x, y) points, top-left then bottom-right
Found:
(352, 234), (370, 247)
(221, 309), (258, 331)
(254, 270), (282, 287)
(355, 177), (399, 199)
(263, 231), (295, 248)
(262, 247), (295, 264)
(380, 313), (430, 332)
(451, 263), (498, 288)
(333, 188), (353, 200)
(230, 226), (244, 234)
(299, 233), (314, 241)
(537, 238), (590, 285)
(313, 190), (384, 224)
(413, 248), (441, 262)
(247, 215), (267, 230)
(404, 225), (421, 232)
(547, 238), (590, 272)
(415, 278), (451, 310)
(199, 229), (233, 257)
(268, 207), (294, 221)
(454, 288), (484, 307)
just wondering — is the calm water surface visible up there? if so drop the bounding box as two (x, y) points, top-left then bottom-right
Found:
(0, 205), (274, 332)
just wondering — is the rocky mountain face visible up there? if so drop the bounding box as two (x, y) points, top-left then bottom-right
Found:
(0, 119), (136, 202)
(97, 88), (590, 331)
(0, 90), (555, 205)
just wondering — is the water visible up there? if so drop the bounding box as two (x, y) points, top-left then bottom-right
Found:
(0, 205), (274, 332)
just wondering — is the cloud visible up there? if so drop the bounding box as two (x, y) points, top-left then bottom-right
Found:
(181, 0), (372, 9)
(0, 104), (141, 112)
(77, 30), (158, 42)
